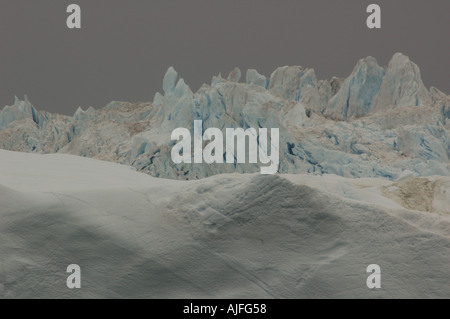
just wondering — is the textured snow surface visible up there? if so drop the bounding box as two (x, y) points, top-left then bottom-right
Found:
(0, 149), (449, 298)
(1, 53), (449, 180)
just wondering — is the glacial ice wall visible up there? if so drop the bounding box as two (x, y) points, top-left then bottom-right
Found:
(0, 53), (449, 180)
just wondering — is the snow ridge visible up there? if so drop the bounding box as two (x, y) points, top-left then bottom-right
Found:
(0, 149), (449, 298)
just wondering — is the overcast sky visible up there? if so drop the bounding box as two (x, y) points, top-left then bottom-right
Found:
(0, 0), (449, 115)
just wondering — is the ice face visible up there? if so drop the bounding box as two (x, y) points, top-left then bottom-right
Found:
(0, 95), (38, 130)
(162, 66), (178, 95)
(372, 53), (432, 111)
(325, 56), (385, 120)
(246, 69), (268, 88)
(0, 53), (449, 180)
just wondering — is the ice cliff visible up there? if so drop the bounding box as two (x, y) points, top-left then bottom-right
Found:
(0, 53), (449, 180)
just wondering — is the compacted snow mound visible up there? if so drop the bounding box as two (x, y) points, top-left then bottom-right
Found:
(0, 150), (449, 298)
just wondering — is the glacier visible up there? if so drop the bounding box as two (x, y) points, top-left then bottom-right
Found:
(1, 52), (450, 298)
(0, 52), (449, 180)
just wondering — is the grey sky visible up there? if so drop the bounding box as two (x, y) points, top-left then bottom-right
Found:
(0, 0), (449, 115)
